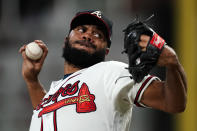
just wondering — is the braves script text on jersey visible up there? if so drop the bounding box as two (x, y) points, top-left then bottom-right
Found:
(29, 61), (158, 131)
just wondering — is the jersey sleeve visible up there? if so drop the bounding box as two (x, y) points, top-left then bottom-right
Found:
(43, 79), (63, 99)
(128, 75), (160, 107)
(103, 61), (160, 110)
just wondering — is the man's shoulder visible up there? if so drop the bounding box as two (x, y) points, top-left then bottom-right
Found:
(96, 60), (128, 68)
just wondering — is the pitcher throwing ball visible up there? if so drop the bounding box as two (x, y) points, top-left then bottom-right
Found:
(19, 10), (187, 131)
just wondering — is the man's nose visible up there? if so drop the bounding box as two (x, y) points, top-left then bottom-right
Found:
(82, 32), (92, 42)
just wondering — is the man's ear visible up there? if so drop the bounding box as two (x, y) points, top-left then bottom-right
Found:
(105, 48), (109, 55)
(64, 37), (69, 43)
(63, 37), (69, 48)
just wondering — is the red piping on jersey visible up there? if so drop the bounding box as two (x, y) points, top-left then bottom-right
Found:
(65, 73), (81, 83)
(54, 110), (57, 131)
(134, 76), (153, 107)
(41, 117), (43, 131)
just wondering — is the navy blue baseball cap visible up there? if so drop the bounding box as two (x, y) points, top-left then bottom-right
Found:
(70, 10), (113, 48)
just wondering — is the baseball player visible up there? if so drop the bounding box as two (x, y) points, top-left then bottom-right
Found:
(19, 10), (187, 131)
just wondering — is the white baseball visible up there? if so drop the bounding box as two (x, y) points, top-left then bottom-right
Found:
(25, 42), (43, 60)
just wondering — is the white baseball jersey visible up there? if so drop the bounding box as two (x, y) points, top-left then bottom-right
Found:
(29, 61), (159, 131)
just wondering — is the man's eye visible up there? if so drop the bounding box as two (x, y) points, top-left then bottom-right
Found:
(78, 28), (84, 33)
(93, 33), (101, 38)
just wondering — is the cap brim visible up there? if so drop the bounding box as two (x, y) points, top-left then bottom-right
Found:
(70, 13), (110, 39)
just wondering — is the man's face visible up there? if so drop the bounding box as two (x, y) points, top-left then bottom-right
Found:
(62, 25), (109, 68)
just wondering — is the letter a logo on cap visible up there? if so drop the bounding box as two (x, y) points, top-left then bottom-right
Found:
(91, 11), (102, 18)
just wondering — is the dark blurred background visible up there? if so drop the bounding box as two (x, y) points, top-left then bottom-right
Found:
(0, 0), (196, 131)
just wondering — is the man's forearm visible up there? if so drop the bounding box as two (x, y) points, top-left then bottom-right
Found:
(164, 56), (187, 113)
(25, 79), (46, 109)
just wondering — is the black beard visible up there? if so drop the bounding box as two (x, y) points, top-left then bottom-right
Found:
(62, 39), (106, 69)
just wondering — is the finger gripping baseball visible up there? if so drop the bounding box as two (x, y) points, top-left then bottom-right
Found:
(123, 20), (166, 83)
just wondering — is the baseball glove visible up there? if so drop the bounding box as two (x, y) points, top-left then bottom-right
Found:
(123, 18), (166, 83)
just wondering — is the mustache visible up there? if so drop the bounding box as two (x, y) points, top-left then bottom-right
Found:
(74, 40), (96, 49)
